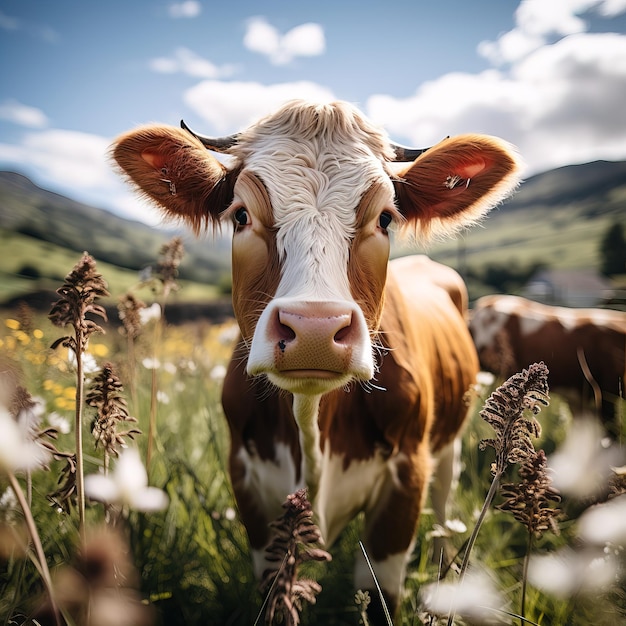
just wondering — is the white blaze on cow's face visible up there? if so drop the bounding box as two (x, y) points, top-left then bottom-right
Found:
(228, 130), (398, 395)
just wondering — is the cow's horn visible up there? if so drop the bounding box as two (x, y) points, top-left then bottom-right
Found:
(180, 120), (239, 152)
(390, 142), (430, 162)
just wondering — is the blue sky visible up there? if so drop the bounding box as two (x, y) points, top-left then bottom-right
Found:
(1, 0), (625, 226)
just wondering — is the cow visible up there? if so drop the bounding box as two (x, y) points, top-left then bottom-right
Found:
(112, 99), (521, 621)
(470, 294), (626, 435)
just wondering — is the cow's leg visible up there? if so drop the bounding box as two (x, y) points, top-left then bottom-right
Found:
(222, 357), (303, 578)
(356, 447), (432, 623)
(430, 437), (462, 567)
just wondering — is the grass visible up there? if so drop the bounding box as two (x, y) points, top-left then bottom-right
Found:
(0, 251), (625, 625)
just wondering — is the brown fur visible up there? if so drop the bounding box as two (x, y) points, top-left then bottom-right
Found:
(470, 294), (626, 430)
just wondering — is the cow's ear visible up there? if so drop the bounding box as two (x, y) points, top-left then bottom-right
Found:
(393, 134), (523, 239)
(111, 125), (237, 233)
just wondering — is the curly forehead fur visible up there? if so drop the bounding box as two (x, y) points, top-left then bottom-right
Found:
(229, 100), (397, 297)
(231, 101), (396, 224)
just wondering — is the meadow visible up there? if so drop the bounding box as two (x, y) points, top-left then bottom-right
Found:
(0, 246), (624, 626)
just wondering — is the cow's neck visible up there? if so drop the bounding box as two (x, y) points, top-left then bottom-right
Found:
(292, 393), (323, 500)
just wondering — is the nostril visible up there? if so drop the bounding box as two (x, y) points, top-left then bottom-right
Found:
(333, 320), (353, 344)
(277, 321), (296, 342)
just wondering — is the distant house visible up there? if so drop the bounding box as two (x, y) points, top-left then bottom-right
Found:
(523, 269), (614, 307)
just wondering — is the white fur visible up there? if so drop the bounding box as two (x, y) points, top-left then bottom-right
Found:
(354, 549), (411, 602)
(237, 441), (302, 522)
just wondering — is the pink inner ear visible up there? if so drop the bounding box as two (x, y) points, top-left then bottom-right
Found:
(141, 149), (166, 170)
(458, 158), (487, 179)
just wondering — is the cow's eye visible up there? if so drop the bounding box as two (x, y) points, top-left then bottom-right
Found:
(379, 211), (393, 230)
(233, 207), (249, 227)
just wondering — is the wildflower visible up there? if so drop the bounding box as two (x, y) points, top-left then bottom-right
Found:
(48, 412), (71, 435)
(498, 449), (561, 538)
(549, 417), (622, 499)
(33, 525), (155, 626)
(0, 408), (50, 473)
(479, 361), (549, 477)
(421, 568), (503, 624)
(49, 252), (109, 353)
(260, 488), (331, 625)
(87, 363), (141, 461)
(84, 448), (168, 512)
(154, 236), (184, 297)
(118, 292), (148, 339)
(528, 546), (618, 597)
(139, 302), (161, 325)
(210, 364), (227, 380)
(577, 494), (626, 546)
(67, 348), (100, 375)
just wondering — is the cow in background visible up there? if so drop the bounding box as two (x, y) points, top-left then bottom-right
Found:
(112, 99), (521, 621)
(470, 294), (626, 434)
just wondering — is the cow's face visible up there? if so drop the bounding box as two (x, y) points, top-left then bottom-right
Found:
(113, 100), (522, 396)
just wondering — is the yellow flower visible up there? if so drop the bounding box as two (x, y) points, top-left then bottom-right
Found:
(62, 387), (76, 400)
(89, 343), (109, 358)
(33, 329), (44, 339)
(4, 319), (20, 330)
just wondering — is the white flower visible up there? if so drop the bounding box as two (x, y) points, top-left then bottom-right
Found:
(420, 569), (502, 623)
(210, 364), (227, 380)
(0, 408), (49, 473)
(578, 494), (626, 546)
(528, 546), (618, 597)
(549, 418), (622, 498)
(47, 411), (71, 435)
(163, 362), (177, 375)
(139, 302), (161, 325)
(142, 357), (161, 370)
(67, 349), (99, 375)
(85, 448), (169, 512)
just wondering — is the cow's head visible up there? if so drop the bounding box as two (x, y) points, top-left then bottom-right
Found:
(113, 100), (521, 396)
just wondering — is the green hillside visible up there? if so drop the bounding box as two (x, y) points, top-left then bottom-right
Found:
(0, 171), (232, 307)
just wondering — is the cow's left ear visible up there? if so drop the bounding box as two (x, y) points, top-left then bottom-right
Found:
(393, 134), (523, 238)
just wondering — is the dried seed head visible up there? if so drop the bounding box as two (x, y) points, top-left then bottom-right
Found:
(118, 293), (147, 339)
(261, 488), (331, 625)
(87, 363), (140, 457)
(49, 252), (109, 353)
(498, 449), (562, 538)
(479, 362), (550, 476)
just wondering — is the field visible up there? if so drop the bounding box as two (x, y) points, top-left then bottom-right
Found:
(0, 252), (625, 626)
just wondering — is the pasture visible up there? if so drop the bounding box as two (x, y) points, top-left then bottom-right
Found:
(0, 250), (625, 625)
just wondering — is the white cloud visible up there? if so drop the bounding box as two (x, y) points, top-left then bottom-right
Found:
(0, 128), (163, 225)
(168, 1), (201, 19)
(368, 27), (626, 176)
(0, 100), (48, 128)
(183, 80), (336, 133)
(244, 17), (325, 65)
(479, 0), (626, 65)
(149, 47), (237, 79)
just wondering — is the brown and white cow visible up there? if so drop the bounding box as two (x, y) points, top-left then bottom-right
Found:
(112, 100), (521, 620)
(470, 294), (626, 432)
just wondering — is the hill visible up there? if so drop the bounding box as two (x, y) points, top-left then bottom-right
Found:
(0, 171), (232, 308)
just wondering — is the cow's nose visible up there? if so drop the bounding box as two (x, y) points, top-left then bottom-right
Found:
(268, 302), (358, 373)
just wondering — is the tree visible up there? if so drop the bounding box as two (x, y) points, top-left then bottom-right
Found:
(599, 222), (626, 276)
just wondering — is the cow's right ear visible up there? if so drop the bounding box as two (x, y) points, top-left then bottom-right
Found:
(111, 125), (236, 233)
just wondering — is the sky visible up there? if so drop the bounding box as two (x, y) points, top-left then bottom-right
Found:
(1, 0), (626, 227)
